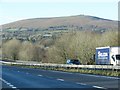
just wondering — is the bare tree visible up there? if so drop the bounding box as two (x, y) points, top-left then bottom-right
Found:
(2, 39), (21, 60)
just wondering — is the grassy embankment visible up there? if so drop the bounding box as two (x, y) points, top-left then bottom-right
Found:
(4, 63), (120, 77)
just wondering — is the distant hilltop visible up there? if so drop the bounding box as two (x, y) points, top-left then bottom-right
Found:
(2, 15), (118, 32)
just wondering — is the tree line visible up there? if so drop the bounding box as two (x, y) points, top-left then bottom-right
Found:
(2, 30), (119, 64)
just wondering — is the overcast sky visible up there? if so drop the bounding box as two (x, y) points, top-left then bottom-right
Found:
(0, 0), (119, 25)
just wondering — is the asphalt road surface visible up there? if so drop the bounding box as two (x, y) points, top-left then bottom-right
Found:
(1, 65), (120, 90)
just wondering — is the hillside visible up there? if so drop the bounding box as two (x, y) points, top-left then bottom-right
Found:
(2, 15), (119, 65)
(2, 15), (118, 32)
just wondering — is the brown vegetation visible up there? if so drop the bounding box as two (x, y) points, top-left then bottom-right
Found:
(2, 30), (119, 64)
(2, 15), (117, 32)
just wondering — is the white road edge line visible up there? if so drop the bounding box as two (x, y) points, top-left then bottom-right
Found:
(79, 73), (120, 80)
(57, 78), (64, 81)
(49, 70), (119, 80)
(51, 70), (73, 74)
(0, 77), (18, 89)
(93, 85), (106, 89)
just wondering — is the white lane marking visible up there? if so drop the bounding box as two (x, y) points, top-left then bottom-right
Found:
(93, 85), (106, 89)
(76, 82), (86, 85)
(26, 72), (29, 74)
(6, 82), (11, 85)
(57, 78), (64, 81)
(38, 75), (43, 77)
(76, 82), (106, 89)
(0, 77), (18, 89)
(12, 87), (17, 89)
(9, 85), (14, 87)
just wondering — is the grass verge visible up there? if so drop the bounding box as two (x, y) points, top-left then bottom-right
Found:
(3, 63), (120, 77)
